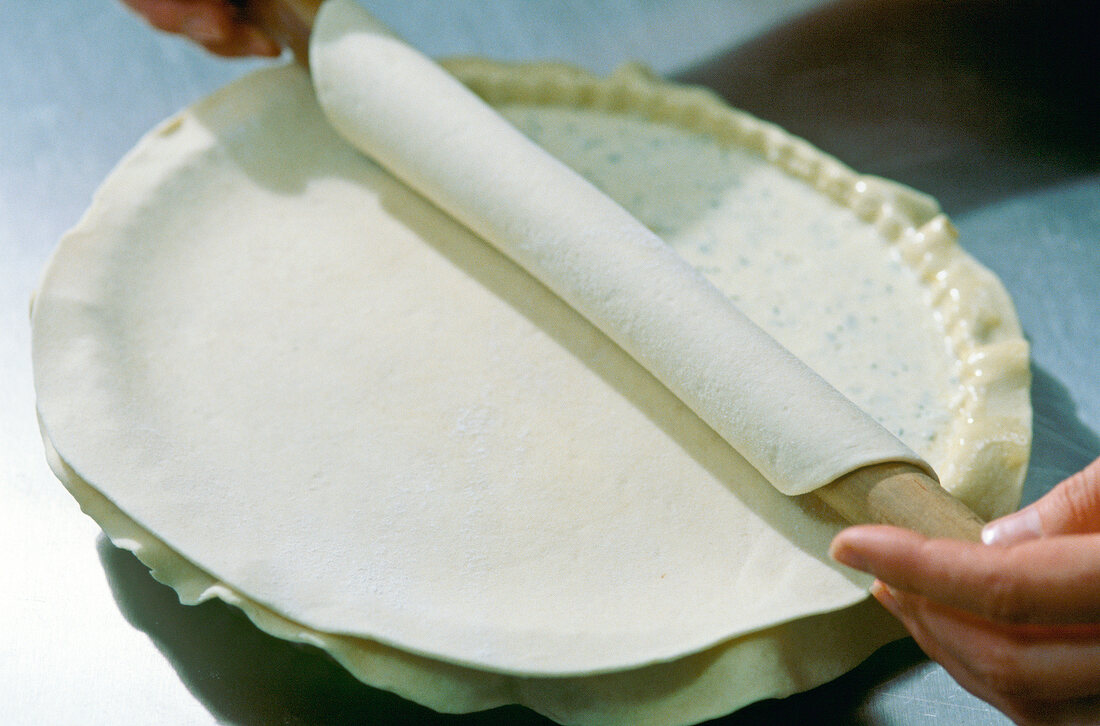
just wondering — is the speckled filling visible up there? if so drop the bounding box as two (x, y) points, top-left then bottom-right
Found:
(456, 59), (1030, 518)
(502, 105), (955, 467)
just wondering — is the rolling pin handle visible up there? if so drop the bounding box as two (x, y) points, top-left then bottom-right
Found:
(815, 462), (985, 541)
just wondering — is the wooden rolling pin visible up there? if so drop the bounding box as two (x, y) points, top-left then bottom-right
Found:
(239, 0), (985, 543)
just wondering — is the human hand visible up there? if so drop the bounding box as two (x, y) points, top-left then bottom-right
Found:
(121, 0), (280, 57)
(830, 456), (1100, 725)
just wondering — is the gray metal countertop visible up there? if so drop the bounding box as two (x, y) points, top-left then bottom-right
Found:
(3, 1), (1097, 724)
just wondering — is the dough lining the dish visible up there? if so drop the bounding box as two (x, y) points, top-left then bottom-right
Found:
(32, 66), (875, 675)
(310, 0), (928, 497)
(32, 55), (1030, 721)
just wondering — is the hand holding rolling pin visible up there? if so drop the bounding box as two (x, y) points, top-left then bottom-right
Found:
(832, 456), (1100, 726)
(120, 0), (280, 56)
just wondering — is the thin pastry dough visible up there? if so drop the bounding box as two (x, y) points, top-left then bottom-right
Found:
(33, 55), (1029, 723)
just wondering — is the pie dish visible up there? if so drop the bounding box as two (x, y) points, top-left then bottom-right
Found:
(31, 58), (1030, 724)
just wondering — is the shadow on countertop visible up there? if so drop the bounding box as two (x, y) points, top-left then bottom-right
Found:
(676, 0), (1100, 217)
(1023, 365), (1100, 506)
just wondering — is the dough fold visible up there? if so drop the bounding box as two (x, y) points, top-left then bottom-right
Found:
(310, 0), (929, 496)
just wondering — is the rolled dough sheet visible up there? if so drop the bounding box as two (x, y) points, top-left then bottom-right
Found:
(32, 57), (1030, 721)
(310, 0), (928, 497)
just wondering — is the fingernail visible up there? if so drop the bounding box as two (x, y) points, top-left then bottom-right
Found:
(869, 580), (900, 612)
(828, 540), (867, 572)
(183, 15), (223, 44)
(981, 506), (1042, 546)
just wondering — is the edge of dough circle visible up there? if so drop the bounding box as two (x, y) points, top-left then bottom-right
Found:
(30, 24), (1030, 725)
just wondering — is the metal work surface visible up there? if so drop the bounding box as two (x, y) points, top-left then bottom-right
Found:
(3, 1), (1096, 724)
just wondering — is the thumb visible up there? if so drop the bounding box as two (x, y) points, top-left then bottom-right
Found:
(982, 456), (1100, 546)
